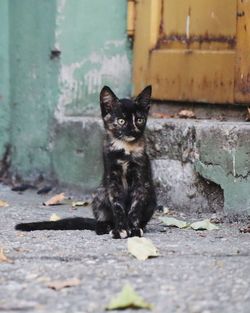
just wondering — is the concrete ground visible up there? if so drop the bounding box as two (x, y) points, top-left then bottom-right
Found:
(0, 184), (250, 313)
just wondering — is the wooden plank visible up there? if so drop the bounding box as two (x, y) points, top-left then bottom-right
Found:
(163, 0), (236, 37)
(127, 0), (135, 37)
(148, 49), (235, 103)
(132, 0), (161, 95)
(234, 0), (250, 103)
(160, 0), (236, 50)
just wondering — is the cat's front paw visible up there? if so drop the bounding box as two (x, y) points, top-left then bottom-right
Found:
(129, 228), (143, 237)
(110, 229), (129, 239)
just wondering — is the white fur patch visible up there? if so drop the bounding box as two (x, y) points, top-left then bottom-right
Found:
(110, 229), (128, 239)
(111, 138), (144, 156)
(119, 230), (128, 239)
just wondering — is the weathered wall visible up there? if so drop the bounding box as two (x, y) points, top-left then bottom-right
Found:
(50, 0), (131, 188)
(146, 119), (250, 216)
(0, 0), (10, 165)
(1, 1), (249, 215)
(9, 0), (59, 179)
(55, 0), (131, 118)
(6, 0), (131, 183)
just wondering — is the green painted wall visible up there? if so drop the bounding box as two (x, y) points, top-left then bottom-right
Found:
(9, 0), (59, 179)
(55, 0), (131, 118)
(6, 0), (131, 182)
(0, 0), (10, 163)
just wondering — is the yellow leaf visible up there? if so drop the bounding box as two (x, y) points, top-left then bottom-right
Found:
(0, 200), (9, 208)
(127, 237), (159, 261)
(159, 216), (189, 229)
(43, 193), (65, 206)
(49, 213), (61, 221)
(106, 283), (153, 310)
(178, 109), (196, 119)
(190, 219), (219, 230)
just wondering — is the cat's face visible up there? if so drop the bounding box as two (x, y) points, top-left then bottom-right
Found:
(100, 86), (152, 142)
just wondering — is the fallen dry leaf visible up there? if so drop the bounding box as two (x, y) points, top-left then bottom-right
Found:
(127, 237), (159, 261)
(47, 278), (80, 290)
(43, 193), (65, 206)
(159, 216), (189, 229)
(16, 233), (26, 237)
(0, 200), (9, 208)
(190, 219), (219, 231)
(72, 200), (90, 207)
(151, 112), (172, 119)
(0, 248), (13, 263)
(49, 213), (61, 221)
(106, 283), (153, 310)
(178, 109), (196, 119)
(246, 108), (250, 121)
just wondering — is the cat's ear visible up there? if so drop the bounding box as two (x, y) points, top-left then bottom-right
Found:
(135, 85), (152, 111)
(100, 86), (118, 116)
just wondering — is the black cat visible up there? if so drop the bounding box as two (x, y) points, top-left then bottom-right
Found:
(15, 86), (156, 239)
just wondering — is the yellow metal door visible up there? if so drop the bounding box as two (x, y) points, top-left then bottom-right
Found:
(132, 0), (250, 104)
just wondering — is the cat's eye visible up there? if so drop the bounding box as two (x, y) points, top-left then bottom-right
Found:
(136, 118), (145, 124)
(117, 118), (126, 125)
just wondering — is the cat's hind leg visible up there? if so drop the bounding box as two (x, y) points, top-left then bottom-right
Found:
(92, 186), (114, 235)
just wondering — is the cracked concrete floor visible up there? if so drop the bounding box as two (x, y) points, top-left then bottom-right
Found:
(0, 184), (250, 313)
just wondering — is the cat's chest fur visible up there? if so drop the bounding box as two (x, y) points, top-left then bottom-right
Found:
(109, 138), (145, 189)
(110, 138), (144, 157)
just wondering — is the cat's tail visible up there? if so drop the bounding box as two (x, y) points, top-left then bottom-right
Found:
(15, 217), (96, 231)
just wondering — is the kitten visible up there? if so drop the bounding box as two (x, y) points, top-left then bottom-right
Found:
(15, 86), (156, 239)
(93, 85), (156, 238)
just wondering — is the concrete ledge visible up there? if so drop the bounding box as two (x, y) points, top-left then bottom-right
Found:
(146, 118), (250, 215)
(49, 117), (250, 215)
(7, 117), (250, 216)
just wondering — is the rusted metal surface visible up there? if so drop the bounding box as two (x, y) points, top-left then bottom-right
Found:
(148, 49), (235, 103)
(155, 33), (236, 50)
(161, 0), (236, 38)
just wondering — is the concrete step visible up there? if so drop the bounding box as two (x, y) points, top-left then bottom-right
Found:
(51, 117), (250, 216)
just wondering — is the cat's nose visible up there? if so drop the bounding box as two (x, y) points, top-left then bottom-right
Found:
(130, 130), (140, 137)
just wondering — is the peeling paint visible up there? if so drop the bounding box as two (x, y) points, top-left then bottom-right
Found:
(55, 60), (86, 123)
(84, 54), (130, 95)
(232, 148), (236, 179)
(55, 40), (130, 123)
(53, 0), (131, 122)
